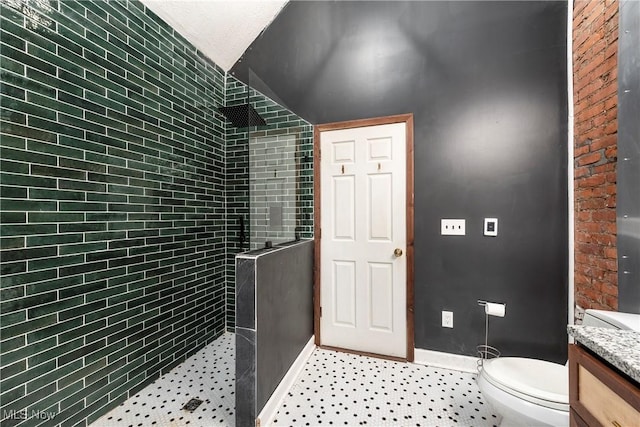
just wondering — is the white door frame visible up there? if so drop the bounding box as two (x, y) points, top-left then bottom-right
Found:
(313, 114), (415, 362)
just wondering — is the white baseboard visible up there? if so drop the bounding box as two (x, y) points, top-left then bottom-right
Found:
(257, 336), (316, 427)
(413, 348), (479, 373)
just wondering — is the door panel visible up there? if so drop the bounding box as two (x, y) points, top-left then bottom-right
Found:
(332, 139), (356, 163)
(368, 136), (392, 161)
(333, 260), (356, 327)
(320, 122), (407, 358)
(368, 173), (393, 241)
(332, 175), (356, 240)
(368, 262), (394, 331)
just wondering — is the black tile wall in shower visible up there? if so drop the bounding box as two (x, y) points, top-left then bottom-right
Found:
(223, 75), (313, 331)
(0, 1), (226, 425)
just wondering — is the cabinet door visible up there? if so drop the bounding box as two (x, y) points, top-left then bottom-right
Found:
(569, 345), (640, 427)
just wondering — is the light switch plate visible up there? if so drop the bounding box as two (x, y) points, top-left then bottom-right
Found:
(484, 218), (498, 236)
(442, 311), (453, 328)
(441, 219), (465, 235)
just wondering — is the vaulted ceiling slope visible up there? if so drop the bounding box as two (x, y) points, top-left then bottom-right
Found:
(140, 0), (288, 71)
(230, 1), (567, 125)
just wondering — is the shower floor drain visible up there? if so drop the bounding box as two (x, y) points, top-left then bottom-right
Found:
(181, 398), (204, 412)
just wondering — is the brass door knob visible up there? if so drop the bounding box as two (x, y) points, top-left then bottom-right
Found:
(394, 248), (403, 257)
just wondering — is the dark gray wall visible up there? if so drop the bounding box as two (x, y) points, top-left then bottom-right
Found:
(617, 0), (640, 314)
(233, 1), (569, 362)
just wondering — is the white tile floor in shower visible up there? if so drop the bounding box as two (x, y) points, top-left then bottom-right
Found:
(93, 333), (235, 427)
(93, 333), (500, 427)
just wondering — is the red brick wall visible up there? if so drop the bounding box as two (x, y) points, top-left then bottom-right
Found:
(573, 0), (618, 311)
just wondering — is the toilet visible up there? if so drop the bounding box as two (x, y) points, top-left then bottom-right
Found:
(477, 356), (568, 426)
(477, 309), (638, 427)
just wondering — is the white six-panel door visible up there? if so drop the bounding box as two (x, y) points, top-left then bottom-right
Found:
(320, 122), (406, 358)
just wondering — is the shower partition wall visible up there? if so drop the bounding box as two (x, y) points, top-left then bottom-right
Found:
(230, 70), (316, 426)
(223, 73), (313, 330)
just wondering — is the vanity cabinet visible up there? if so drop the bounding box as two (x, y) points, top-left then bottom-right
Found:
(569, 344), (640, 427)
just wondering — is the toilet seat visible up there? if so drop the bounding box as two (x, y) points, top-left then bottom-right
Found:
(481, 358), (569, 412)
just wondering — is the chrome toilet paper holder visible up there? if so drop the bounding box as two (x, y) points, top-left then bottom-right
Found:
(476, 300), (505, 371)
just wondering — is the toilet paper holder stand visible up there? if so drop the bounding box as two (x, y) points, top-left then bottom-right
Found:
(476, 300), (503, 371)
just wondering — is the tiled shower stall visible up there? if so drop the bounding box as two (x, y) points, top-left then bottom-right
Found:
(0, 1), (311, 425)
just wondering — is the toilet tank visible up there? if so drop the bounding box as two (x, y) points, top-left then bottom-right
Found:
(582, 309), (640, 332)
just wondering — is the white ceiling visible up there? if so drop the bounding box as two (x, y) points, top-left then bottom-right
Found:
(140, 0), (288, 71)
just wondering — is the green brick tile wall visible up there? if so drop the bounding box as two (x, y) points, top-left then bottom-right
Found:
(223, 75), (313, 330)
(0, 1), (226, 425)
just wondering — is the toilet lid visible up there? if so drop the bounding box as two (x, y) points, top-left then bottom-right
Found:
(482, 358), (568, 407)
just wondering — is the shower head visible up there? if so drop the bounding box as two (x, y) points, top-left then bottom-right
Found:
(218, 104), (267, 128)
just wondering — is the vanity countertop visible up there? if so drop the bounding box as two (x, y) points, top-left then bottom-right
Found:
(568, 325), (640, 384)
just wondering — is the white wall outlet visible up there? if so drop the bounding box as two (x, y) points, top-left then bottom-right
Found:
(441, 219), (465, 235)
(484, 218), (498, 236)
(442, 311), (453, 328)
